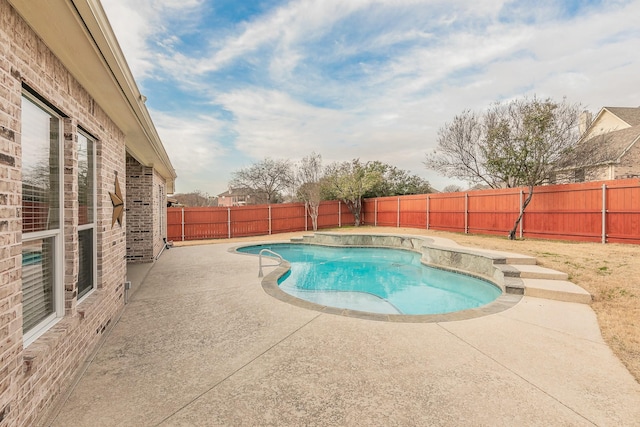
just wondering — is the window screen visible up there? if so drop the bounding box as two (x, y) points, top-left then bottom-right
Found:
(22, 238), (56, 331)
(21, 94), (62, 336)
(21, 99), (60, 233)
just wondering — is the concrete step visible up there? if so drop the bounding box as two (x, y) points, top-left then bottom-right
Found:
(522, 278), (592, 304)
(470, 248), (538, 265)
(508, 264), (569, 280)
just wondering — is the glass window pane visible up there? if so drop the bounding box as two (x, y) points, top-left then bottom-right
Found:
(78, 132), (94, 225)
(22, 238), (55, 332)
(21, 97), (60, 232)
(78, 228), (94, 298)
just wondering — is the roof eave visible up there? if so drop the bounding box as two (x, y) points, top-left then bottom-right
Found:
(8, 0), (176, 193)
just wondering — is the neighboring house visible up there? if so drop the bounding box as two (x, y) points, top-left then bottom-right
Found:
(217, 187), (267, 206)
(0, 0), (177, 426)
(553, 107), (640, 183)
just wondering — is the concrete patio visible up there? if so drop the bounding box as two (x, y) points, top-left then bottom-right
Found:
(43, 235), (640, 426)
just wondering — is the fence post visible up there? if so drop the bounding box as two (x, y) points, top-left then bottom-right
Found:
(464, 193), (469, 234)
(519, 189), (524, 239)
(305, 202), (308, 232)
(181, 207), (185, 241)
(397, 197), (400, 228)
(426, 195), (429, 230)
(374, 199), (378, 227)
(602, 184), (607, 244)
(338, 201), (342, 227)
(227, 207), (231, 239)
(268, 205), (272, 235)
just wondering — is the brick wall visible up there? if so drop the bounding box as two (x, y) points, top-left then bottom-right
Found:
(615, 140), (640, 179)
(126, 154), (168, 263)
(0, 1), (127, 425)
(126, 154), (154, 263)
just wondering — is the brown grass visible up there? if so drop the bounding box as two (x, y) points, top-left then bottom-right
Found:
(174, 226), (640, 382)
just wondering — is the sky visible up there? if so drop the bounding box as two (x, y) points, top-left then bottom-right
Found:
(101, 0), (640, 196)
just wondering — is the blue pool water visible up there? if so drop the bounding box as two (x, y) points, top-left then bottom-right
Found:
(237, 244), (501, 315)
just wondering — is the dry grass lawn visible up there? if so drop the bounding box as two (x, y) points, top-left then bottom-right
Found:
(175, 226), (640, 383)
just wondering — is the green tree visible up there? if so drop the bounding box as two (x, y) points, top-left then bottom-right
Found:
(363, 161), (432, 198)
(322, 159), (382, 226)
(425, 96), (583, 239)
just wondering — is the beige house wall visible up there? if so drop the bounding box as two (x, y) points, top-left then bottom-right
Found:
(153, 169), (168, 257)
(583, 110), (631, 140)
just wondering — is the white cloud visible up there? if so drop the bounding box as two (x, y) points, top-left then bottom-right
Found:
(150, 110), (231, 193)
(103, 0), (640, 193)
(102, 0), (205, 79)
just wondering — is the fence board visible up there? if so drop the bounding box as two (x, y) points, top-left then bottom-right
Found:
(427, 193), (466, 232)
(271, 204), (307, 234)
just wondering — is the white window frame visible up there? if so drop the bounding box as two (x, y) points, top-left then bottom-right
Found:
(22, 92), (65, 347)
(77, 129), (97, 302)
(159, 184), (165, 238)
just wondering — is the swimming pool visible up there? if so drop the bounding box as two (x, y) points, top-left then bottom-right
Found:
(237, 243), (502, 316)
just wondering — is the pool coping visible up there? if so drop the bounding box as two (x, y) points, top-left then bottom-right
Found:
(231, 232), (527, 323)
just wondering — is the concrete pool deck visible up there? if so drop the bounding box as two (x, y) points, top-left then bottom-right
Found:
(43, 235), (640, 426)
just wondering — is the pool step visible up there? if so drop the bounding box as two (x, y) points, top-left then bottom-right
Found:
(521, 278), (592, 304)
(501, 264), (591, 304)
(502, 264), (569, 280)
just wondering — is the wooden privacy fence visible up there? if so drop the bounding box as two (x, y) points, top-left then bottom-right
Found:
(167, 200), (355, 241)
(168, 178), (640, 244)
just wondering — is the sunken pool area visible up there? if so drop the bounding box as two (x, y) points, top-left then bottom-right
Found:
(235, 232), (534, 322)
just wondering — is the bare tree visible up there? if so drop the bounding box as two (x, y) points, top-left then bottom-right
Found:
(296, 152), (323, 231)
(230, 158), (294, 204)
(442, 184), (463, 193)
(322, 159), (382, 226)
(173, 190), (212, 207)
(426, 96), (590, 239)
(425, 110), (503, 188)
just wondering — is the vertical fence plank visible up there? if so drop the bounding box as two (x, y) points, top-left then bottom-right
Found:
(519, 190), (524, 239)
(464, 193), (468, 234)
(426, 195), (430, 230)
(374, 199), (378, 227)
(181, 208), (185, 241)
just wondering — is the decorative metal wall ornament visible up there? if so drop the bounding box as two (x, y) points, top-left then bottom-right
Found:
(109, 174), (124, 227)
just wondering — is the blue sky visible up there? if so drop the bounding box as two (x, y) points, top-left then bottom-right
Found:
(101, 0), (640, 195)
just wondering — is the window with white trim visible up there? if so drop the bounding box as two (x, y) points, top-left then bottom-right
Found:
(77, 130), (96, 299)
(21, 93), (64, 344)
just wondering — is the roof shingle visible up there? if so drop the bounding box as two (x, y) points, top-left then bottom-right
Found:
(604, 107), (640, 127)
